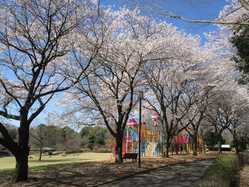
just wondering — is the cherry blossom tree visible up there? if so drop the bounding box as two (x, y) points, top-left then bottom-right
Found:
(205, 91), (232, 153)
(66, 8), (201, 162)
(218, 0), (249, 83)
(225, 90), (249, 153)
(181, 83), (215, 156)
(142, 31), (208, 157)
(204, 83), (249, 153)
(203, 3), (249, 153)
(0, 0), (95, 181)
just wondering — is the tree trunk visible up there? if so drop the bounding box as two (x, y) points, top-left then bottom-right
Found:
(233, 137), (239, 154)
(164, 137), (170, 158)
(218, 139), (222, 154)
(161, 134), (165, 157)
(15, 150), (29, 182)
(161, 142), (164, 156)
(166, 144), (169, 157)
(193, 132), (198, 156)
(235, 145), (239, 154)
(115, 136), (123, 163)
(39, 146), (42, 161)
(14, 118), (30, 182)
(233, 132), (239, 155)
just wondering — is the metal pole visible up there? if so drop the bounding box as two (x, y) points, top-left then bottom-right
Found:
(138, 91), (142, 168)
(126, 128), (128, 153)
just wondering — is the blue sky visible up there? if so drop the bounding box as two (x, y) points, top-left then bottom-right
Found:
(102, 0), (228, 42)
(34, 0), (229, 126)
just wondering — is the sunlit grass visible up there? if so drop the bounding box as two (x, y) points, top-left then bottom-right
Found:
(0, 152), (113, 171)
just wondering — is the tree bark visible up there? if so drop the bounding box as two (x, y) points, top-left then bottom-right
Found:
(233, 133), (239, 155)
(14, 117), (30, 182)
(115, 136), (123, 163)
(164, 136), (170, 158)
(39, 146), (42, 161)
(235, 145), (239, 154)
(218, 139), (222, 154)
(15, 150), (29, 182)
(166, 144), (170, 157)
(165, 143), (170, 158)
(193, 132), (198, 156)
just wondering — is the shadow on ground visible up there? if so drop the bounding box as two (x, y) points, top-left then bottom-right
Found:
(0, 154), (217, 187)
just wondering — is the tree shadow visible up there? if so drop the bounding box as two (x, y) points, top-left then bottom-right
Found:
(25, 168), (112, 187)
(19, 162), (115, 187)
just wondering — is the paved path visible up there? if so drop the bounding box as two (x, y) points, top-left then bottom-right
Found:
(102, 160), (213, 187)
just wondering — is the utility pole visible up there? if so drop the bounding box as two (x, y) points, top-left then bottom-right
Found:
(138, 91), (143, 168)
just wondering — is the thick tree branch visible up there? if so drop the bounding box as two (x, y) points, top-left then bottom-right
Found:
(239, 0), (249, 11)
(0, 111), (20, 120)
(0, 122), (18, 154)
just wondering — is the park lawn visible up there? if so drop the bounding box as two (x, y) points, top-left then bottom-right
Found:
(0, 152), (113, 170)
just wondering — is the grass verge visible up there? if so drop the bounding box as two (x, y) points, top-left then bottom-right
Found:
(196, 153), (239, 187)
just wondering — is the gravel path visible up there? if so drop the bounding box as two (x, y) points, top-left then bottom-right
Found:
(101, 160), (214, 187)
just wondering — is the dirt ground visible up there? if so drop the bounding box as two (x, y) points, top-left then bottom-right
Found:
(240, 152), (249, 187)
(0, 153), (217, 187)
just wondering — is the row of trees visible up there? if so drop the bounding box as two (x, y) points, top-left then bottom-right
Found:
(31, 125), (108, 160)
(0, 124), (109, 161)
(0, 0), (249, 182)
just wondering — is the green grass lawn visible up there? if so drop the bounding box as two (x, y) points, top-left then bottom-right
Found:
(0, 152), (113, 171)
